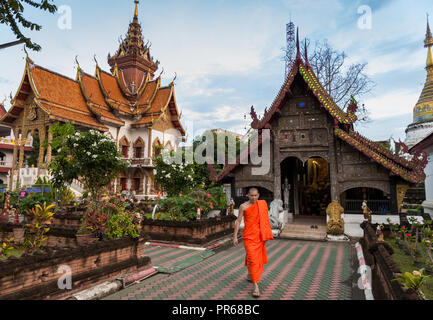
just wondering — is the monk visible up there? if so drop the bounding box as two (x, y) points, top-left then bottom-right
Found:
(233, 188), (273, 298)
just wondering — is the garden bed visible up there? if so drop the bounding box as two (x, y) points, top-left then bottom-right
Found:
(0, 234), (151, 300)
(360, 221), (420, 300)
(141, 215), (237, 245)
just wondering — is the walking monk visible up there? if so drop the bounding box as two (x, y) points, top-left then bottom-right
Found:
(233, 188), (274, 298)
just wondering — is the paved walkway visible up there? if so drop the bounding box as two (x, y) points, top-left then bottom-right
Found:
(104, 239), (358, 300)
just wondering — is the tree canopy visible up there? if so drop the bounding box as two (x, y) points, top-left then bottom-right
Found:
(0, 0), (57, 51)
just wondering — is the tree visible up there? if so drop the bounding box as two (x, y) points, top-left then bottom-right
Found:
(48, 126), (127, 201)
(284, 38), (375, 122)
(0, 0), (57, 51)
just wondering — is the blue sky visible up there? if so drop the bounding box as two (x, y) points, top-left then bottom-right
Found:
(0, 0), (432, 145)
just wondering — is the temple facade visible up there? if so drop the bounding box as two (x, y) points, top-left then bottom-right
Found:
(211, 31), (428, 216)
(0, 1), (185, 197)
(405, 19), (433, 148)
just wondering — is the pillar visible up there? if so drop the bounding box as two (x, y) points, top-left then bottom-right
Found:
(46, 127), (53, 165)
(273, 132), (281, 200)
(37, 126), (46, 176)
(16, 128), (28, 188)
(328, 131), (340, 202)
(9, 128), (19, 190)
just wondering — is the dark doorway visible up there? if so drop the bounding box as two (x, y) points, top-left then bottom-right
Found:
(281, 156), (331, 216)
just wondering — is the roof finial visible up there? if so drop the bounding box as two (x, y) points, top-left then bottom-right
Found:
(304, 38), (310, 68)
(75, 55), (81, 71)
(296, 28), (301, 62)
(134, 0), (139, 18)
(426, 13), (433, 48)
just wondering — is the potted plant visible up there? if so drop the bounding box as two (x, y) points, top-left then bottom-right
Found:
(393, 269), (430, 300)
(12, 227), (25, 243)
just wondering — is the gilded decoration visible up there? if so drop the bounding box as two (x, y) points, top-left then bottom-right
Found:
(396, 184), (410, 213)
(326, 200), (345, 235)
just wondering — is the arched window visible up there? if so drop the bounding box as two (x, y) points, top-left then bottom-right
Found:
(153, 138), (162, 157)
(119, 136), (130, 158)
(165, 141), (173, 151)
(134, 138), (145, 159)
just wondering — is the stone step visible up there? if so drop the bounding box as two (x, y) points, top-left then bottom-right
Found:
(279, 223), (327, 241)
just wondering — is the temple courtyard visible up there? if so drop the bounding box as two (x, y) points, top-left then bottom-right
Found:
(104, 238), (362, 301)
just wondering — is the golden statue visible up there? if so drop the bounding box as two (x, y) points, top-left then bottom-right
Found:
(326, 200), (345, 235)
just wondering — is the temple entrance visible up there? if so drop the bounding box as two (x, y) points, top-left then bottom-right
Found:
(281, 157), (331, 217)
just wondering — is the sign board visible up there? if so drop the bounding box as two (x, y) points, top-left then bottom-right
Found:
(27, 187), (42, 193)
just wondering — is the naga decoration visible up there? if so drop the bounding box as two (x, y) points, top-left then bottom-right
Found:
(347, 97), (358, 115)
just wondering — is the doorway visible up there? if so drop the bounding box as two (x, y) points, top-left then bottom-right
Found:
(281, 156), (331, 217)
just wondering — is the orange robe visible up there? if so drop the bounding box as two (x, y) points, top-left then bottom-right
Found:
(243, 200), (274, 283)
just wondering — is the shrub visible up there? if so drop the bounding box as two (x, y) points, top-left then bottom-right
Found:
(23, 202), (55, 252)
(18, 193), (55, 215)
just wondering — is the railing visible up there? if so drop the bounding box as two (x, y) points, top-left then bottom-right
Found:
(0, 161), (12, 167)
(121, 158), (153, 167)
(342, 199), (393, 215)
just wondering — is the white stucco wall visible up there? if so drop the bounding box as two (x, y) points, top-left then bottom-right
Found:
(422, 145), (433, 218)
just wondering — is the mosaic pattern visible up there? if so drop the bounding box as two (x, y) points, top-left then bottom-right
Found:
(105, 239), (354, 300)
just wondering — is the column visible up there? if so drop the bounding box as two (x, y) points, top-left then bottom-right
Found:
(16, 129), (28, 189)
(10, 128), (19, 189)
(37, 126), (46, 176)
(46, 127), (53, 165)
(328, 132), (340, 202)
(273, 132), (282, 200)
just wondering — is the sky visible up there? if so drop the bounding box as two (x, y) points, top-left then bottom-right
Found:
(0, 0), (432, 146)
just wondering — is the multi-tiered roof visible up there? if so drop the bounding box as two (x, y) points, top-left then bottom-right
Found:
(210, 30), (428, 185)
(1, 1), (185, 136)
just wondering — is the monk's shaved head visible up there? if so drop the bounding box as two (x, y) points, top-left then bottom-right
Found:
(248, 187), (259, 195)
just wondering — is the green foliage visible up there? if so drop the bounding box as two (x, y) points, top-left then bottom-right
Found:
(9, 191), (19, 206)
(23, 202), (55, 252)
(153, 149), (214, 197)
(48, 126), (127, 200)
(207, 186), (228, 210)
(0, 238), (15, 258)
(26, 134), (39, 167)
(18, 192), (54, 215)
(57, 187), (75, 206)
(157, 196), (199, 221)
(393, 269), (430, 290)
(80, 197), (140, 239)
(0, 0), (58, 51)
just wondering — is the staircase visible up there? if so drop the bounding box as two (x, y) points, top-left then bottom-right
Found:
(401, 183), (426, 211)
(279, 219), (327, 241)
(69, 179), (85, 198)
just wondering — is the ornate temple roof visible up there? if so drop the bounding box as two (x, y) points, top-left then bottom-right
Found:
(211, 29), (428, 185)
(0, 0), (185, 136)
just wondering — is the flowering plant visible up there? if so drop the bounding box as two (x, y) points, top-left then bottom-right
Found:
(393, 269), (430, 292)
(0, 238), (15, 258)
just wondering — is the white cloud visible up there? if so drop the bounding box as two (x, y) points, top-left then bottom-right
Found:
(363, 90), (419, 120)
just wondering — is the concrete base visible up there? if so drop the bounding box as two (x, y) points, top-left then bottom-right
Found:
(272, 229), (281, 237)
(343, 214), (400, 239)
(423, 200), (433, 219)
(326, 234), (350, 242)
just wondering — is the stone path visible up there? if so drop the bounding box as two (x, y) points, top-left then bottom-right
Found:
(104, 239), (358, 300)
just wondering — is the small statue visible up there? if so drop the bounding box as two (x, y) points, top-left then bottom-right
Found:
(283, 178), (290, 210)
(376, 224), (384, 242)
(228, 198), (235, 216)
(269, 199), (284, 229)
(0, 192), (10, 223)
(326, 200), (345, 236)
(362, 200), (372, 223)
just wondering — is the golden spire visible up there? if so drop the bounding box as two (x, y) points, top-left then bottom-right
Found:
(426, 14), (433, 72)
(134, 0), (139, 18)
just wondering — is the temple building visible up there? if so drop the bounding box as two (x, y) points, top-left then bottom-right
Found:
(0, 1), (185, 197)
(405, 19), (433, 148)
(210, 30), (428, 217)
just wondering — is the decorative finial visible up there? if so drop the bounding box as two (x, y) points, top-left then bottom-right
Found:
(158, 67), (165, 78)
(134, 0), (139, 18)
(93, 54), (99, 66)
(296, 28), (301, 62)
(304, 38), (310, 68)
(23, 45), (29, 58)
(171, 72), (177, 85)
(75, 55), (81, 70)
(426, 13), (433, 47)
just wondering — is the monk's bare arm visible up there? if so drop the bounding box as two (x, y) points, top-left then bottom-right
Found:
(233, 204), (245, 246)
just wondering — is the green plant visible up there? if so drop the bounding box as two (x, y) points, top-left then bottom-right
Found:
(158, 196), (198, 221)
(106, 210), (139, 239)
(9, 191), (20, 206)
(0, 238), (15, 258)
(23, 202), (55, 252)
(57, 187), (75, 205)
(393, 269), (430, 291)
(18, 193), (55, 215)
(207, 186), (228, 210)
(48, 125), (127, 201)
